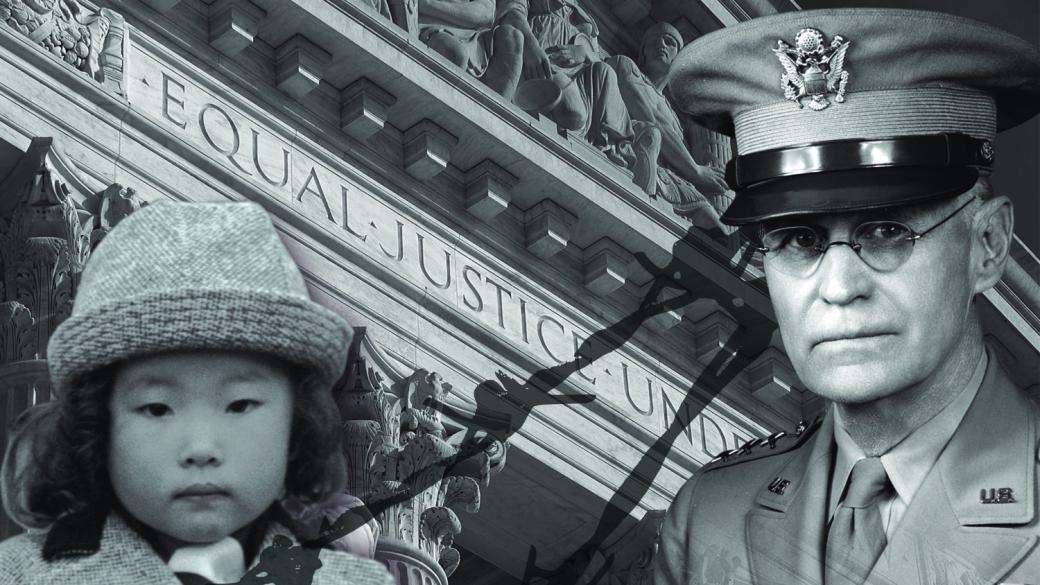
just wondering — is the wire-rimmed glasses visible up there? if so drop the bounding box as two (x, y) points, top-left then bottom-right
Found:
(756, 197), (977, 277)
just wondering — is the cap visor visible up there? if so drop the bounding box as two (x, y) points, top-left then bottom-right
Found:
(720, 166), (979, 225)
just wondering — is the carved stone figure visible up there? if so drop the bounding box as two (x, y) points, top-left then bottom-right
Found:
(335, 330), (507, 585)
(82, 184), (144, 249)
(0, 138), (143, 541)
(609, 23), (730, 225)
(503, 0), (634, 155)
(0, 0), (128, 94)
(0, 138), (142, 360)
(418, 0), (524, 100)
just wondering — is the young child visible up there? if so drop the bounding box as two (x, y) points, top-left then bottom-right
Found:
(0, 201), (395, 585)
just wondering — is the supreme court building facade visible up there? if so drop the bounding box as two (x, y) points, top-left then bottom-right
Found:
(1, 1), (1037, 584)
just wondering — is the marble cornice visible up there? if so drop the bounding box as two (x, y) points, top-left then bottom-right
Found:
(2, 2), (1037, 576)
(2, 0), (1036, 492)
(0, 5), (796, 466)
(111, 0), (773, 307)
(104, 0), (786, 391)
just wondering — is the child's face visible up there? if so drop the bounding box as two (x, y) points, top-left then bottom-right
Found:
(108, 350), (294, 545)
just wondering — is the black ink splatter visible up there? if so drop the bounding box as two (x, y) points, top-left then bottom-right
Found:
(243, 228), (773, 585)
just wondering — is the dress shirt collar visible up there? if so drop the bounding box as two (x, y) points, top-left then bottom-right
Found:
(829, 350), (988, 517)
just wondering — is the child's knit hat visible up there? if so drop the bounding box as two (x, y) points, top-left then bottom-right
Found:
(47, 201), (353, 396)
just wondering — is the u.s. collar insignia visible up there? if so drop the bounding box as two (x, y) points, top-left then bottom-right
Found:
(773, 28), (851, 111)
(980, 487), (1016, 504)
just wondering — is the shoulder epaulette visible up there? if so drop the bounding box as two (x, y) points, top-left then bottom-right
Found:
(700, 417), (822, 473)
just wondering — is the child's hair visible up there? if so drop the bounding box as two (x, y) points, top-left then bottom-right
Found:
(3, 370), (114, 529)
(3, 366), (346, 530)
(2, 201), (356, 530)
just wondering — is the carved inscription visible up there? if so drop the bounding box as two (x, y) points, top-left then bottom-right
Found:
(130, 59), (763, 463)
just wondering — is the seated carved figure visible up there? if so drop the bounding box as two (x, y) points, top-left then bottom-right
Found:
(610, 23), (730, 225)
(418, 0), (524, 100)
(503, 0), (634, 156)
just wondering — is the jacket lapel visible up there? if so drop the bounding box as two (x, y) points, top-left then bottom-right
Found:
(746, 414), (835, 585)
(70, 513), (181, 584)
(867, 353), (1038, 585)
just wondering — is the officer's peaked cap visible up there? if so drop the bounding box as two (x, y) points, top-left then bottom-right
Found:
(669, 9), (1040, 225)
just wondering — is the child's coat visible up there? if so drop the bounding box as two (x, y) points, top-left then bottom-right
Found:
(0, 512), (396, 585)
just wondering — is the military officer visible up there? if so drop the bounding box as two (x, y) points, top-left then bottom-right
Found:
(652, 9), (1040, 585)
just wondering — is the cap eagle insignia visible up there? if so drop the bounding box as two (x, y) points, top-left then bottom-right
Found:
(773, 28), (850, 110)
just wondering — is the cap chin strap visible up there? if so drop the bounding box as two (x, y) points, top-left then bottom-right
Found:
(728, 133), (993, 188)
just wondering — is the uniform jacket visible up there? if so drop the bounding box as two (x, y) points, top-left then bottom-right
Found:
(0, 510), (396, 585)
(652, 353), (1040, 585)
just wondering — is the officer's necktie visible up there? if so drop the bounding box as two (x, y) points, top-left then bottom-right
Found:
(825, 456), (892, 585)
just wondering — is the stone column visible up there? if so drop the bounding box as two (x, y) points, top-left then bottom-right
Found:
(0, 137), (142, 539)
(336, 329), (507, 585)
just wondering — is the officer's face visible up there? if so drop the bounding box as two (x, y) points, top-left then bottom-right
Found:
(762, 196), (977, 405)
